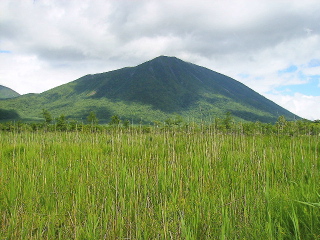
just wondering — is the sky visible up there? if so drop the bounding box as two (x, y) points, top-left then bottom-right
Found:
(1, 0), (320, 120)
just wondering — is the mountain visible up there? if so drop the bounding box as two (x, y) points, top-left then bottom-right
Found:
(0, 56), (299, 123)
(0, 85), (20, 99)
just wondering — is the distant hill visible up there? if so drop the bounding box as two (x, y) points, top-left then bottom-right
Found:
(0, 85), (20, 120)
(0, 85), (20, 99)
(0, 56), (299, 123)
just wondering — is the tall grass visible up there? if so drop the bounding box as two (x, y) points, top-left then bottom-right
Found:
(0, 129), (319, 239)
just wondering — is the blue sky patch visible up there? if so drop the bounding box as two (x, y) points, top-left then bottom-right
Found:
(0, 50), (11, 53)
(278, 65), (298, 75)
(308, 59), (320, 68)
(274, 75), (320, 96)
(238, 73), (250, 79)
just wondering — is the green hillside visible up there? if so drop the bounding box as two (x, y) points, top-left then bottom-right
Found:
(0, 85), (20, 99)
(0, 56), (299, 123)
(0, 85), (21, 120)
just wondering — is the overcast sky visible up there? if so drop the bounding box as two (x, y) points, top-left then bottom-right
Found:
(1, 0), (320, 120)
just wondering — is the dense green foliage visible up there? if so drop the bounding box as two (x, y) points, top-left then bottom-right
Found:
(1, 113), (319, 136)
(0, 127), (319, 239)
(0, 109), (20, 120)
(0, 56), (299, 123)
(0, 85), (20, 99)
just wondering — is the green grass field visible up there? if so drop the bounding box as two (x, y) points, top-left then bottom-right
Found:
(1, 129), (319, 239)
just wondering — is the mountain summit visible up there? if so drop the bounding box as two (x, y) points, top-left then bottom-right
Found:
(1, 56), (298, 123)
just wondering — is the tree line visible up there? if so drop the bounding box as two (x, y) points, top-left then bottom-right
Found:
(0, 109), (319, 135)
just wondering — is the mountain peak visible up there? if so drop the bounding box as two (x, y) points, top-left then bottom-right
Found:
(144, 55), (183, 65)
(0, 56), (299, 123)
(153, 55), (179, 60)
(68, 56), (298, 122)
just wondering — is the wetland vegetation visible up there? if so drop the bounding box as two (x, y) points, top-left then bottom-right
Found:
(0, 116), (319, 239)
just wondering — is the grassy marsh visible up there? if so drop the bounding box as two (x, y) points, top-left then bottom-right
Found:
(0, 130), (319, 239)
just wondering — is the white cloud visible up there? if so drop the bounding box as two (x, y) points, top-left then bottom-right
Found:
(303, 66), (320, 76)
(265, 93), (320, 120)
(1, 0), (320, 119)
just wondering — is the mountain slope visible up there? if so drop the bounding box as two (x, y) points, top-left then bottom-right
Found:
(0, 85), (21, 120)
(0, 85), (20, 99)
(0, 56), (299, 123)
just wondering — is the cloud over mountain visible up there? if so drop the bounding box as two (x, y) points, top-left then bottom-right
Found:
(0, 0), (319, 119)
